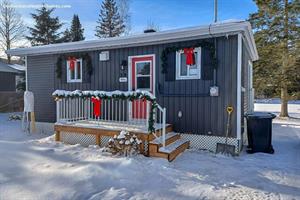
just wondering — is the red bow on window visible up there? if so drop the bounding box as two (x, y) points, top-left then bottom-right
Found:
(184, 48), (195, 66)
(68, 57), (77, 71)
(91, 97), (102, 117)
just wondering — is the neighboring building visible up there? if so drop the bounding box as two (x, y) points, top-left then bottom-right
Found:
(0, 61), (25, 91)
(7, 20), (258, 157)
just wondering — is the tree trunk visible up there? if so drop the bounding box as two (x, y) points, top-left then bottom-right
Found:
(7, 55), (11, 64)
(280, 84), (288, 117)
(280, 0), (289, 117)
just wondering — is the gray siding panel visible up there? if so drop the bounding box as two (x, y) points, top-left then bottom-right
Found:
(27, 35), (238, 137)
(0, 72), (16, 91)
(27, 55), (55, 122)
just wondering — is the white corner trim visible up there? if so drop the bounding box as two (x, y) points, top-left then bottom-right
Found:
(25, 56), (28, 91)
(237, 34), (242, 140)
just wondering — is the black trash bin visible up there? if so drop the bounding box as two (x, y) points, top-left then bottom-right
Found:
(245, 112), (276, 154)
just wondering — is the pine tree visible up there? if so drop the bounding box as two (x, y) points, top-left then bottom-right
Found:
(62, 28), (72, 42)
(249, 0), (300, 117)
(70, 14), (85, 41)
(95, 0), (125, 38)
(27, 5), (63, 46)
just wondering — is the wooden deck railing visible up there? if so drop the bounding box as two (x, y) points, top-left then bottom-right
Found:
(53, 90), (167, 147)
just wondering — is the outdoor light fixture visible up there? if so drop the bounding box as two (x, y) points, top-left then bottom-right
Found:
(120, 60), (127, 70)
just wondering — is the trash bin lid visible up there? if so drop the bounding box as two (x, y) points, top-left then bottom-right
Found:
(245, 112), (276, 119)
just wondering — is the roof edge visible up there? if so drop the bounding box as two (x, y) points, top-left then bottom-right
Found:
(6, 21), (258, 61)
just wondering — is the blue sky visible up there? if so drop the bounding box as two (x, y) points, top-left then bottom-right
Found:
(12, 0), (257, 40)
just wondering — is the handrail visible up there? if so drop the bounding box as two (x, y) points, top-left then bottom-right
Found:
(155, 104), (166, 147)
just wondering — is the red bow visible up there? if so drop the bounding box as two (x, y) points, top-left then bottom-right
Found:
(184, 48), (195, 66)
(68, 57), (77, 71)
(91, 97), (102, 117)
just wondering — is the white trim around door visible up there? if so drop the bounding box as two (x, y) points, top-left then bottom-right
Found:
(128, 54), (156, 96)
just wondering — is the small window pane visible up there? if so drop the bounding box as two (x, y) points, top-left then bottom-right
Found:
(76, 61), (81, 79)
(137, 77), (150, 89)
(70, 66), (75, 80)
(180, 53), (187, 76)
(136, 62), (150, 75)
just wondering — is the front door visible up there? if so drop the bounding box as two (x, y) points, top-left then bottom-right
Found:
(130, 55), (154, 119)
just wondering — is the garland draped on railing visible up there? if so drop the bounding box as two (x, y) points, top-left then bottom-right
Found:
(52, 90), (157, 133)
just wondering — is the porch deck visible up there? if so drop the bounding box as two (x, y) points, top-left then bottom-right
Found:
(53, 90), (189, 161)
(55, 120), (167, 134)
(54, 120), (173, 156)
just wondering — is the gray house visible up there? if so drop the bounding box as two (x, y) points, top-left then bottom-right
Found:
(7, 20), (258, 160)
(0, 61), (25, 91)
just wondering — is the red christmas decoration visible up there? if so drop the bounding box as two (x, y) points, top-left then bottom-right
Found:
(184, 48), (195, 66)
(68, 57), (77, 71)
(91, 97), (102, 117)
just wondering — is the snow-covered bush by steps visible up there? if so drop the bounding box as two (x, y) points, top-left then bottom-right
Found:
(8, 114), (22, 121)
(105, 131), (142, 156)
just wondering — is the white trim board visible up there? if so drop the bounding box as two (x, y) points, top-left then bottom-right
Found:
(6, 21), (258, 61)
(25, 56), (28, 91)
(236, 34), (242, 141)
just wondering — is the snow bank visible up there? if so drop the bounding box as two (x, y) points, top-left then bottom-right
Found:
(0, 104), (299, 200)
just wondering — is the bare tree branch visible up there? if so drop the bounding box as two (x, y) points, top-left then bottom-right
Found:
(0, 0), (26, 63)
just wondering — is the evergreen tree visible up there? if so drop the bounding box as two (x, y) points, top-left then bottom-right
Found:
(95, 0), (125, 38)
(70, 14), (85, 41)
(62, 28), (72, 42)
(249, 0), (300, 117)
(27, 5), (63, 45)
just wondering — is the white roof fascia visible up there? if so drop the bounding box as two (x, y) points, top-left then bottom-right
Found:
(6, 21), (258, 61)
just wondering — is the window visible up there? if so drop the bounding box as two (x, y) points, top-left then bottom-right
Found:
(176, 47), (201, 80)
(135, 61), (151, 90)
(67, 58), (82, 83)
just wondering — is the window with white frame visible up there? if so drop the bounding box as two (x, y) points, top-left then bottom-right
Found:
(176, 47), (201, 80)
(67, 58), (82, 82)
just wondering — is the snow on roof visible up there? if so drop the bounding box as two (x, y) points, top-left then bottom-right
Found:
(6, 20), (258, 61)
(8, 64), (25, 72)
(0, 61), (24, 73)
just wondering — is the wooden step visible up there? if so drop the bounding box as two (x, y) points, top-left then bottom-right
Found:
(149, 124), (173, 140)
(159, 139), (190, 161)
(150, 132), (180, 146)
(149, 132), (180, 154)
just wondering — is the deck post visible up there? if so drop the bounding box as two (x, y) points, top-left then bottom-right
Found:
(96, 135), (101, 146)
(55, 131), (60, 141)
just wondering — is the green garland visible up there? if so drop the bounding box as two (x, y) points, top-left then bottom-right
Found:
(52, 90), (157, 133)
(56, 53), (93, 79)
(161, 40), (217, 73)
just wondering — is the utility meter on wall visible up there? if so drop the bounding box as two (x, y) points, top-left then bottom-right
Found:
(210, 86), (219, 97)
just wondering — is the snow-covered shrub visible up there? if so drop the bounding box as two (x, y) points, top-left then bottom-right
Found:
(105, 130), (142, 156)
(8, 114), (22, 121)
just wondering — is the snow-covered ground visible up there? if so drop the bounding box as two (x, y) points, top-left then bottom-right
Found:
(0, 103), (299, 200)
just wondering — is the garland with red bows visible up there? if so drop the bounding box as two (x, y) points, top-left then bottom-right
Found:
(56, 53), (93, 79)
(161, 40), (217, 73)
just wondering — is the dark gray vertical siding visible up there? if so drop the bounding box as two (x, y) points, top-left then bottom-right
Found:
(27, 55), (56, 122)
(28, 35), (238, 137)
(0, 72), (16, 91)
